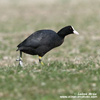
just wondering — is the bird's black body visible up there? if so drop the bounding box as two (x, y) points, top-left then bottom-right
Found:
(17, 26), (79, 64)
(17, 30), (64, 56)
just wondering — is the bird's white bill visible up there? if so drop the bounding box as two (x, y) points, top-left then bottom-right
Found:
(73, 30), (79, 35)
(72, 26), (79, 35)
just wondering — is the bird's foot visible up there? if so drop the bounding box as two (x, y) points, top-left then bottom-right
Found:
(40, 61), (44, 65)
(39, 56), (44, 65)
(16, 57), (23, 67)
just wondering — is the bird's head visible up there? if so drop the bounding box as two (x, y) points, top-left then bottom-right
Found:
(57, 25), (79, 38)
(66, 26), (79, 35)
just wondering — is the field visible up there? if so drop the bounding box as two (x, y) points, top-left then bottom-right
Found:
(0, 0), (100, 100)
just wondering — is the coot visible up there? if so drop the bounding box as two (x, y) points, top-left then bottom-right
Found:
(16, 26), (79, 66)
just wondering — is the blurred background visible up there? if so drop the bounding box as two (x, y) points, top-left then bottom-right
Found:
(0, 0), (100, 100)
(0, 0), (100, 66)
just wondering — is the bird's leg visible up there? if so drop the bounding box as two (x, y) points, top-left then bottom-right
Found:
(39, 56), (44, 65)
(16, 51), (23, 67)
(19, 51), (23, 67)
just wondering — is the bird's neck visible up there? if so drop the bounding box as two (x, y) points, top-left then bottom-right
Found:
(57, 27), (69, 38)
(57, 32), (66, 38)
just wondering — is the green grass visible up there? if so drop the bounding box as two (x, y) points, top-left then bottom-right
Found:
(0, 0), (100, 100)
(0, 61), (100, 100)
(1, 60), (100, 100)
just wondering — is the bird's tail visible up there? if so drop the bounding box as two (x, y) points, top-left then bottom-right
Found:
(16, 47), (23, 51)
(16, 48), (19, 51)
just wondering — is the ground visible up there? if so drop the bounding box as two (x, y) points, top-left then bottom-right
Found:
(0, 0), (100, 100)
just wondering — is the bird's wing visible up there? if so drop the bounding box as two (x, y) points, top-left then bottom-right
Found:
(17, 30), (56, 49)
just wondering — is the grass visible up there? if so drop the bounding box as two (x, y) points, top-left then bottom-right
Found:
(0, 0), (100, 100)
(0, 61), (100, 100)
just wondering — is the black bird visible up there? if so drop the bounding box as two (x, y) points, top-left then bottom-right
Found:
(16, 26), (79, 66)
